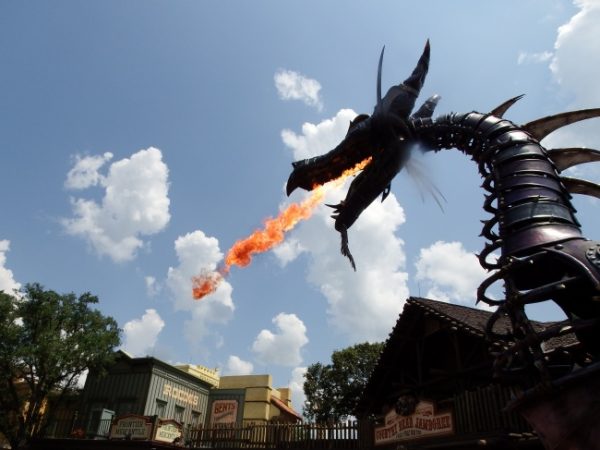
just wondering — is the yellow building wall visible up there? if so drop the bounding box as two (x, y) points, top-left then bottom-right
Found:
(175, 364), (220, 388)
(216, 375), (300, 425)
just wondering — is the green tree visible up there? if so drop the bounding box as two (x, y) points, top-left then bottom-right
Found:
(0, 283), (121, 450)
(303, 341), (383, 422)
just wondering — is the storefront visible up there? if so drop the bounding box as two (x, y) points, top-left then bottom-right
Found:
(209, 374), (302, 425)
(79, 351), (213, 438)
(357, 297), (583, 449)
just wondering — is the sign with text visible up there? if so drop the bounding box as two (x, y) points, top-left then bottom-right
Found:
(374, 401), (453, 445)
(154, 419), (182, 443)
(210, 399), (239, 425)
(162, 383), (199, 407)
(109, 414), (152, 440)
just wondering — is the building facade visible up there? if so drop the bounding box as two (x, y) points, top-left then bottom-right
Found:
(357, 297), (583, 449)
(79, 351), (213, 437)
(209, 375), (302, 425)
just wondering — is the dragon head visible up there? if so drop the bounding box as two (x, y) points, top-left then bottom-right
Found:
(286, 41), (435, 269)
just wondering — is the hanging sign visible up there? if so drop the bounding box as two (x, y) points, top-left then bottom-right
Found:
(154, 419), (183, 443)
(374, 400), (453, 445)
(109, 414), (153, 440)
(210, 399), (239, 425)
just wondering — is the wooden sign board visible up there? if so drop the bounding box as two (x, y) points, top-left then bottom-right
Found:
(374, 400), (453, 445)
(109, 414), (153, 440)
(210, 399), (238, 425)
(154, 419), (182, 443)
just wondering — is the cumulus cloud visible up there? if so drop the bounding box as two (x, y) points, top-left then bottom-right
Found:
(289, 366), (307, 413)
(415, 241), (491, 306)
(252, 313), (308, 367)
(272, 238), (306, 267)
(279, 110), (409, 341)
(122, 309), (165, 356)
(63, 148), (171, 263)
(225, 355), (254, 375)
(166, 231), (235, 346)
(65, 152), (113, 190)
(542, 1), (600, 180)
(550, 0), (600, 106)
(275, 69), (323, 110)
(281, 109), (357, 161)
(0, 240), (21, 295)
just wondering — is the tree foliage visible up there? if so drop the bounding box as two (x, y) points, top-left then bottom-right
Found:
(303, 341), (383, 422)
(0, 283), (121, 449)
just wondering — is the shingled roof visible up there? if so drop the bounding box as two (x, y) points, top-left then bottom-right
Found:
(356, 297), (581, 416)
(408, 297), (578, 352)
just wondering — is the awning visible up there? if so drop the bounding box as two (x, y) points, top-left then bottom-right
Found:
(270, 396), (303, 422)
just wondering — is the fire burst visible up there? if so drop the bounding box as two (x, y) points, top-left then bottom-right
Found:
(192, 157), (372, 300)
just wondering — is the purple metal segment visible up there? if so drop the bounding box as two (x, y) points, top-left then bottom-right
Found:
(413, 113), (582, 257)
(477, 115), (508, 135)
(501, 225), (582, 255)
(490, 130), (534, 148)
(496, 159), (556, 178)
(498, 174), (564, 192)
(501, 202), (576, 229)
(517, 366), (600, 450)
(500, 186), (569, 206)
(494, 143), (546, 164)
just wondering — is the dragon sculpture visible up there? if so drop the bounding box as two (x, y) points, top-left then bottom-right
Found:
(286, 41), (600, 447)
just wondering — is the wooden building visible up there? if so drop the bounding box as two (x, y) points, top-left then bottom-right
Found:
(78, 351), (213, 438)
(357, 297), (582, 449)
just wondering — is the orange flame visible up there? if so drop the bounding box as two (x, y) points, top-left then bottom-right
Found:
(192, 157), (372, 300)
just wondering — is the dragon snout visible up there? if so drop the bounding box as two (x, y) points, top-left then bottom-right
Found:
(285, 170), (303, 196)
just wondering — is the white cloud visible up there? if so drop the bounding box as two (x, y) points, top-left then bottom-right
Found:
(415, 241), (491, 306)
(122, 308), (165, 356)
(225, 355), (254, 375)
(63, 148), (171, 263)
(550, 0), (600, 108)
(145, 276), (160, 297)
(542, 1), (600, 178)
(517, 50), (553, 65)
(272, 237), (306, 267)
(279, 110), (409, 342)
(275, 69), (323, 111)
(289, 366), (307, 413)
(252, 313), (308, 367)
(166, 230), (235, 346)
(65, 152), (113, 190)
(281, 109), (357, 161)
(0, 240), (21, 295)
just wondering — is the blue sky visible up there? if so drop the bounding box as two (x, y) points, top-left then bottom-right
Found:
(2, 0), (600, 411)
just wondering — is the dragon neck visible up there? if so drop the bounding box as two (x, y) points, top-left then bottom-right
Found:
(412, 112), (584, 265)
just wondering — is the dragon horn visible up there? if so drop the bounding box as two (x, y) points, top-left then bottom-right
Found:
(377, 46), (385, 106)
(490, 94), (525, 118)
(523, 108), (600, 141)
(561, 177), (600, 200)
(412, 94), (441, 119)
(402, 39), (430, 97)
(389, 40), (431, 118)
(547, 147), (600, 171)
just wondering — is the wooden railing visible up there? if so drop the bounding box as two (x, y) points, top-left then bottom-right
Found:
(185, 421), (363, 449)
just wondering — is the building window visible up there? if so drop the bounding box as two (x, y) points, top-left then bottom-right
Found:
(191, 411), (201, 428)
(175, 406), (184, 424)
(156, 400), (167, 418)
(87, 408), (114, 438)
